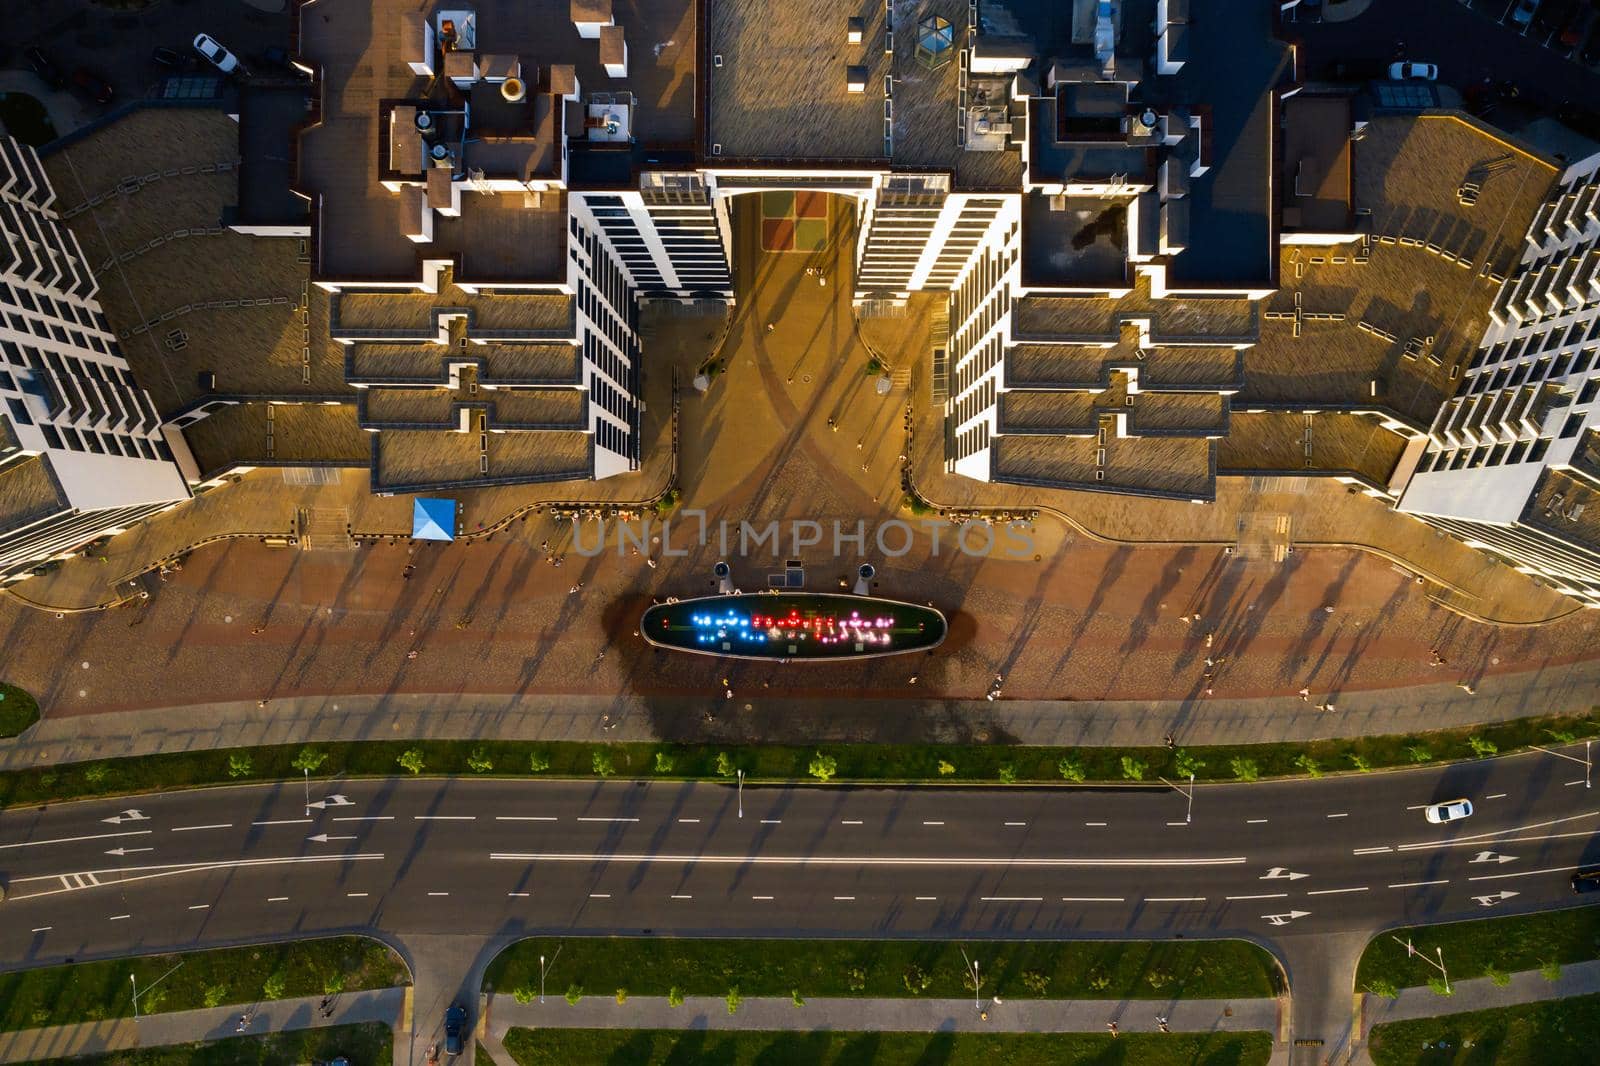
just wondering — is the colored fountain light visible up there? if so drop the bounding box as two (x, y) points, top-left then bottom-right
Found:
(642, 593), (947, 660)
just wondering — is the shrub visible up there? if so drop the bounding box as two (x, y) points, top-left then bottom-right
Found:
(1541, 960), (1562, 982)
(528, 751), (551, 773)
(809, 752), (838, 782)
(1057, 757), (1085, 782)
(467, 746), (494, 774)
(725, 986), (743, 1015)
(1173, 750), (1205, 778)
(397, 749), (425, 775)
(262, 972), (287, 1000)
(654, 751), (675, 774)
(83, 763), (110, 785)
(667, 986), (684, 1008)
(1087, 967), (1111, 992)
(715, 751), (737, 778)
(592, 750), (615, 777)
(1294, 754), (1322, 778)
(1546, 729), (1578, 744)
(792, 989), (805, 1008)
(203, 984), (228, 1008)
(1486, 966), (1511, 987)
(1119, 755), (1147, 781)
(1348, 754), (1372, 773)
(937, 760), (956, 776)
(512, 984), (536, 1005)
(1468, 736), (1498, 758)
(845, 967), (867, 992)
(998, 764), (1017, 785)
(323, 972), (345, 996)
(291, 747), (328, 773)
(1229, 757), (1260, 782)
(142, 987), (166, 1013)
(1427, 976), (1454, 997)
(902, 965), (931, 994)
(1020, 970), (1051, 995)
(227, 752), (253, 778)
(615, 988), (628, 1004)
(1363, 978), (1399, 1000)
(1145, 969), (1172, 990)
(564, 984), (584, 1006)
(1406, 745), (1433, 763)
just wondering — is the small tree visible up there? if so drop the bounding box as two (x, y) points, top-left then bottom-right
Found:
(1426, 975), (1454, 997)
(1057, 756), (1085, 782)
(84, 763), (110, 785)
(654, 751), (675, 774)
(1119, 755), (1147, 781)
(1348, 754), (1372, 773)
(809, 752), (839, 782)
(564, 984), (584, 1006)
(791, 989), (805, 1008)
(467, 746), (494, 774)
(845, 967), (867, 992)
(715, 751), (736, 778)
(528, 750), (551, 773)
(1545, 729), (1578, 744)
(1468, 735), (1498, 758)
(323, 972), (346, 996)
(592, 749), (615, 777)
(1173, 749), (1205, 779)
(203, 984), (229, 1008)
(725, 986), (742, 1015)
(937, 760), (956, 776)
(902, 965), (931, 994)
(397, 748), (426, 775)
(262, 972), (287, 1000)
(1293, 754), (1322, 778)
(997, 764), (1017, 785)
(1020, 970), (1051, 995)
(1145, 969), (1172, 990)
(512, 984), (536, 1005)
(1485, 966), (1511, 987)
(1541, 959), (1562, 982)
(291, 747), (328, 773)
(227, 752), (253, 779)
(1363, 978), (1399, 1000)
(1406, 745), (1433, 763)
(615, 987), (629, 1004)
(667, 986), (685, 1007)
(1229, 756), (1260, 782)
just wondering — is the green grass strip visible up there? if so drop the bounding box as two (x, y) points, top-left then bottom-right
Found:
(483, 936), (1283, 1002)
(1357, 909), (1600, 996)
(1369, 992), (1600, 1066)
(502, 1028), (1274, 1066)
(24, 1023), (391, 1066)
(0, 938), (407, 1032)
(0, 682), (40, 738)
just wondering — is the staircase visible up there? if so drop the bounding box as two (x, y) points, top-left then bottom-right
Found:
(297, 508), (354, 551)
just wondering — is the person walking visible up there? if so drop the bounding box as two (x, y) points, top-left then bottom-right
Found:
(1106, 1021), (1118, 1038)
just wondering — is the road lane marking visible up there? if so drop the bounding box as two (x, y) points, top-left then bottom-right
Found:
(1326, 813), (1348, 819)
(109, 914), (130, 921)
(589, 893), (611, 899)
(1308, 887), (1368, 896)
(577, 817), (640, 823)
(347, 892), (369, 898)
(1353, 846), (1392, 855)
(1398, 828), (1600, 854)
(833, 895), (856, 901)
(267, 897), (289, 902)
(1388, 880), (1448, 889)
(496, 816), (558, 822)
(252, 819), (312, 826)
(1467, 864), (1583, 882)
(414, 815), (476, 821)
(334, 816), (394, 822)
(1226, 893), (1287, 901)
(490, 852), (1249, 869)
(1004, 822), (1027, 827)
(1085, 822), (1107, 827)
(1567, 780), (1585, 787)
(678, 818), (700, 824)
(922, 821), (945, 826)
(1487, 793), (1507, 800)
(1166, 822), (1188, 827)
(7, 855), (386, 901)
(671, 894), (693, 899)
(30, 927), (51, 933)
(0, 830), (153, 851)
(1145, 896), (1206, 903)
(915, 896), (939, 901)
(171, 824), (232, 833)
(761, 819), (783, 825)
(1246, 819), (1269, 824)
(428, 892), (449, 897)
(981, 896), (1043, 902)
(752, 895), (774, 900)
(507, 892), (530, 897)
(841, 820), (863, 825)
(1062, 896), (1124, 902)
(188, 904), (210, 910)
(1397, 808), (1600, 851)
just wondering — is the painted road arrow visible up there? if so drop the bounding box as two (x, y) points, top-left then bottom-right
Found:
(308, 795), (354, 810)
(1469, 851), (1517, 864)
(1261, 867), (1309, 881)
(1472, 890), (1520, 907)
(105, 847), (154, 856)
(1262, 910), (1311, 926)
(307, 834), (357, 843)
(100, 810), (148, 825)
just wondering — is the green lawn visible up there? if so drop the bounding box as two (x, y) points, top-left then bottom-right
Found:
(0, 93), (56, 147)
(1, 705), (1596, 810)
(24, 1022), (390, 1066)
(484, 937), (1282, 1002)
(503, 1028), (1273, 1066)
(0, 682), (40, 737)
(0, 938), (407, 1032)
(1356, 908), (1600, 994)
(1368, 992), (1600, 1066)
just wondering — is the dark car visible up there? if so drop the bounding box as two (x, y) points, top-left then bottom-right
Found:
(151, 45), (184, 68)
(70, 68), (114, 106)
(443, 1003), (467, 1056)
(1575, 867), (1600, 893)
(24, 46), (64, 89)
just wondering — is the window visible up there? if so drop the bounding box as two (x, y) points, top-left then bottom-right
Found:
(6, 396), (32, 425)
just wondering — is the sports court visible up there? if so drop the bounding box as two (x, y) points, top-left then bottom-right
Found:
(759, 190), (830, 252)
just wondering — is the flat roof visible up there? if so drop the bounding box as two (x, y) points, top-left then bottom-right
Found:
(0, 455), (68, 537)
(1281, 94), (1353, 234)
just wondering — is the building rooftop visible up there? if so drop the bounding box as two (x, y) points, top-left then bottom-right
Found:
(1219, 410), (1408, 487)
(1021, 193), (1129, 287)
(1281, 94), (1353, 234)
(234, 85), (314, 230)
(0, 456), (69, 537)
(180, 401), (369, 479)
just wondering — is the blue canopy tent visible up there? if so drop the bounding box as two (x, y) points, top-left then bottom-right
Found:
(412, 497), (457, 541)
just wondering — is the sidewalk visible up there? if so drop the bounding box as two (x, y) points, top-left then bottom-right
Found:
(3, 653), (1597, 771)
(483, 992), (1287, 1064)
(0, 988), (405, 1065)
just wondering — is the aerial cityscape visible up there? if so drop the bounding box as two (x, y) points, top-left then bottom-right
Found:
(3, 0), (1600, 1063)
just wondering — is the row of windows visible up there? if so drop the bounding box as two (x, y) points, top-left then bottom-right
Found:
(1465, 346), (1599, 395)
(953, 334), (1003, 398)
(1473, 316), (1600, 373)
(952, 421), (990, 463)
(596, 415), (632, 457)
(0, 281), (108, 332)
(1421, 435), (1552, 473)
(950, 377), (996, 429)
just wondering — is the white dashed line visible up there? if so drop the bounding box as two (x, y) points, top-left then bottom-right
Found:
(1468, 865), (1581, 882)
(252, 819), (312, 826)
(1246, 818), (1269, 824)
(1166, 821), (1188, 827)
(109, 914), (130, 921)
(1353, 846), (1392, 855)
(30, 927), (51, 933)
(428, 892), (449, 897)
(347, 892), (369, 898)
(1388, 880), (1448, 889)
(833, 895), (856, 901)
(188, 904), (210, 911)
(841, 820), (863, 825)
(507, 892), (530, 897)
(1486, 793), (1507, 800)
(981, 896), (1043, 902)
(1326, 813), (1349, 819)
(923, 821), (945, 826)
(589, 893), (611, 899)
(1145, 896), (1206, 903)
(1226, 893), (1287, 901)
(415, 815), (476, 821)
(267, 896), (289, 902)
(334, 816), (394, 822)
(752, 895), (774, 901)
(914, 896), (939, 901)
(678, 818), (700, 824)
(671, 894), (693, 900)
(577, 817), (639, 823)
(1062, 896), (1124, 902)
(1004, 821), (1027, 827)
(1085, 822), (1107, 827)
(1307, 887), (1368, 896)
(496, 816), (558, 822)
(761, 819), (782, 825)
(171, 824), (231, 833)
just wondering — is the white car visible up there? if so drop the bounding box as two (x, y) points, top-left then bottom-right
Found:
(193, 33), (241, 74)
(1388, 62), (1438, 81)
(1424, 798), (1473, 824)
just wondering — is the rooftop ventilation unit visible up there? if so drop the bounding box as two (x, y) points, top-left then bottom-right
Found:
(501, 76), (525, 102)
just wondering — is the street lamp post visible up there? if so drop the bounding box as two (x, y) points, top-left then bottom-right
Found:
(129, 973), (138, 1020)
(1186, 773), (1195, 823)
(1529, 742), (1592, 789)
(737, 769), (744, 819)
(958, 947), (980, 1011)
(539, 945), (562, 1004)
(303, 767), (311, 815)
(1392, 935), (1448, 994)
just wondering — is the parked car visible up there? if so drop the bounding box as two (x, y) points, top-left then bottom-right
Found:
(1510, 0), (1542, 28)
(1387, 61), (1439, 80)
(1424, 798), (1474, 824)
(1536, 0), (1579, 37)
(193, 32), (241, 74)
(443, 1003), (467, 1056)
(1573, 867), (1600, 893)
(70, 68), (114, 105)
(1561, 7), (1598, 48)
(24, 46), (64, 89)
(151, 45), (184, 69)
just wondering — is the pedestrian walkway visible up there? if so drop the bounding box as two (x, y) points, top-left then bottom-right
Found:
(481, 992), (1288, 1065)
(3, 650), (1597, 773)
(1354, 958), (1600, 1063)
(0, 988), (405, 1065)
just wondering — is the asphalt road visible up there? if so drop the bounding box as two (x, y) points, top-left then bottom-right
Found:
(1, 749), (1598, 970)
